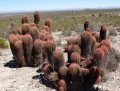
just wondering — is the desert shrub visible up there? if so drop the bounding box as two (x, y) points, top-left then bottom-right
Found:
(0, 38), (9, 49)
(108, 30), (117, 36)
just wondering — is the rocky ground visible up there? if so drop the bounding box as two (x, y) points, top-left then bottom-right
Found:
(0, 27), (120, 91)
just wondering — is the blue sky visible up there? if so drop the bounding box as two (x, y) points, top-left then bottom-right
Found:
(0, 0), (120, 12)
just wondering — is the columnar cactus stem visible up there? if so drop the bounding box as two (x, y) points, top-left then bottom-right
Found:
(81, 31), (92, 58)
(34, 11), (40, 28)
(45, 18), (52, 32)
(14, 40), (28, 66)
(84, 19), (89, 30)
(22, 34), (33, 66)
(21, 15), (29, 24)
(22, 23), (30, 35)
(90, 36), (96, 56)
(70, 52), (81, 64)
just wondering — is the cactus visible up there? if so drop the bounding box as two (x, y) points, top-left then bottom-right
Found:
(81, 31), (92, 58)
(41, 63), (54, 75)
(14, 40), (28, 66)
(8, 34), (18, 60)
(59, 66), (69, 83)
(91, 48), (105, 67)
(58, 79), (67, 91)
(100, 24), (107, 41)
(45, 18), (52, 32)
(75, 36), (81, 46)
(80, 57), (92, 68)
(80, 68), (89, 76)
(42, 25), (49, 32)
(96, 42), (100, 48)
(94, 33), (99, 42)
(85, 28), (91, 32)
(71, 81), (83, 91)
(69, 63), (81, 82)
(21, 14), (29, 24)
(21, 23), (30, 35)
(100, 39), (111, 50)
(70, 52), (81, 64)
(34, 11), (40, 28)
(84, 19), (89, 30)
(71, 44), (81, 54)
(39, 32), (46, 41)
(85, 66), (100, 86)
(45, 34), (54, 41)
(22, 34), (33, 66)
(67, 38), (75, 45)
(100, 45), (109, 55)
(33, 39), (43, 66)
(64, 44), (73, 63)
(29, 22), (36, 27)
(30, 26), (40, 41)
(53, 49), (65, 71)
(17, 27), (22, 35)
(90, 36), (96, 56)
(45, 40), (56, 67)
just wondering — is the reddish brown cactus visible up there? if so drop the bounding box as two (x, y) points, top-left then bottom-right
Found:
(42, 25), (50, 32)
(34, 11), (40, 28)
(100, 45), (109, 55)
(41, 63), (54, 75)
(69, 63), (81, 82)
(84, 19), (90, 30)
(90, 36), (96, 56)
(21, 23), (30, 35)
(85, 66), (100, 86)
(75, 36), (81, 46)
(81, 31), (92, 58)
(67, 38), (75, 45)
(100, 39), (111, 50)
(30, 26), (40, 41)
(21, 15), (29, 24)
(17, 27), (22, 35)
(22, 34), (33, 66)
(45, 34), (54, 41)
(29, 22), (36, 27)
(33, 39), (44, 66)
(91, 48), (105, 67)
(80, 57), (92, 68)
(53, 49), (65, 71)
(45, 18), (52, 32)
(70, 52), (81, 64)
(94, 33), (99, 42)
(99, 24), (107, 41)
(96, 42), (100, 48)
(58, 79), (67, 91)
(39, 32), (46, 41)
(14, 40), (28, 66)
(71, 44), (81, 54)
(85, 28), (91, 32)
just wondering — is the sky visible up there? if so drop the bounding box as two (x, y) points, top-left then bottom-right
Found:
(0, 0), (120, 12)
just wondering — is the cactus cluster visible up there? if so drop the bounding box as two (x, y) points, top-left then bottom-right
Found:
(8, 12), (111, 90)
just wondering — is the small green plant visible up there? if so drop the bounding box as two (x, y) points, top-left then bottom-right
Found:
(0, 38), (9, 49)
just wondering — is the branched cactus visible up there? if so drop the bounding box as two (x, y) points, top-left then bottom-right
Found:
(34, 11), (40, 28)
(70, 52), (81, 64)
(14, 40), (28, 66)
(33, 39), (43, 66)
(21, 15), (29, 24)
(45, 18), (52, 32)
(22, 34), (33, 66)
(30, 26), (40, 41)
(69, 63), (81, 82)
(22, 23), (30, 35)
(100, 24), (107, 41)
(53, 49), (65, 71)
(81, 31), (92, 58)
(84, 19), (90, 30)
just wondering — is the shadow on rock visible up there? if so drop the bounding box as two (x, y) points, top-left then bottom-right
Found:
(4, 60), (22, 68)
